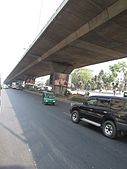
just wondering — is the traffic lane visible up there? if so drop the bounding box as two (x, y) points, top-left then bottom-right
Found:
(6, 89), (127, 169)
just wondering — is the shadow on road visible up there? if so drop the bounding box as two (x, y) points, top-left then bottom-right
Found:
(80, 121), (101, 134)
(115, 135), (127, 143)
(0, 122), (27, 143)
(80, 121), (127, 143)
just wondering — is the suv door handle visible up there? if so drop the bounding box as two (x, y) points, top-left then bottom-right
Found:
(89, 109), (93, 111)
(103, 111), (107, 114)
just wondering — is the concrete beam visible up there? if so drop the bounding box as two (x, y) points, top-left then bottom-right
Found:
(71, 40), (126, 57)
(51, 62), (73, 74)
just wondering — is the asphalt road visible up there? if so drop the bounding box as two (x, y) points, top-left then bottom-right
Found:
(3, 89), (127, 169)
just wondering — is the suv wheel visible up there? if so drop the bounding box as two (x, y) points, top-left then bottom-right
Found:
(102, 120), (116, 139)
(71, 110), (80, 123)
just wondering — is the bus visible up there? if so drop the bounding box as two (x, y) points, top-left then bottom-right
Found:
(12, 81), (23, 90)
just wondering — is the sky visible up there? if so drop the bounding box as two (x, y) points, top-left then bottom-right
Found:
(0, 0), (127, 83)
(0, 0), (64, 83)
(86, 58), (127, 76)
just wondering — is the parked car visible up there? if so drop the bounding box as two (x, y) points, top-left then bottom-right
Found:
(42, 91), (56, 105)
(70, 95), (127, 139)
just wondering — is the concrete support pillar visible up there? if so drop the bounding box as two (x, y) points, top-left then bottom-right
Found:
(50, 72), (70, 96)
(24, 76), (36, 89)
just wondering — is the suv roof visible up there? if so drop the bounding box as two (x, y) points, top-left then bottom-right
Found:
(90, 95), (127, 101)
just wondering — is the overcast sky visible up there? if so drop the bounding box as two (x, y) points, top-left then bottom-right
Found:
(0, 0), (127, 83)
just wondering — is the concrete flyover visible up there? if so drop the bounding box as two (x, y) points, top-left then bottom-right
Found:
(4, 0), (127, 84)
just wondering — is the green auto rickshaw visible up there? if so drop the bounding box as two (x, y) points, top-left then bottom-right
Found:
(42, 91), (56, 105)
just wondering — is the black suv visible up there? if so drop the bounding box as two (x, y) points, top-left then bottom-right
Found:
(70, 95), (127, 138)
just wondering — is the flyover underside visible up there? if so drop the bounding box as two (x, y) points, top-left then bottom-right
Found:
(4, 0), (127, 83)
(46, 10), (127, 68)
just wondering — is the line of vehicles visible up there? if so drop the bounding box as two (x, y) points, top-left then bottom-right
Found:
(3, 82), (56, 105)
(2, 80), (127, 139)
(41, 90), (127, 139)
(2, 82), (24, 90)
(41, 89), (127, 139)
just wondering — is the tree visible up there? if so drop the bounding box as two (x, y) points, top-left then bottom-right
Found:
(109, 63), (121, 81)
(118, 61), (127, 74)
(71, 68), (93, 89)
(71, 61), (127, 91)
(109, 61), (127, 80)
(109, 61), (127, 91)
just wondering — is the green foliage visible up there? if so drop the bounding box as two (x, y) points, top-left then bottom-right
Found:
(71, 68), (93, 88)
(118, 61), (127, 73)
(70, 61), (127, 91)
(109, 63), (120, 78)
(109, 61), (127, 80)
(97, 61), (127, 90)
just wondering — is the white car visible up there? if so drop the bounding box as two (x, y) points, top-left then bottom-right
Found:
(3, 84), (9, 89)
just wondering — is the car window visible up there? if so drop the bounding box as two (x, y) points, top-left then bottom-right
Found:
(111, 99), (125, 110)
(97, 99), (110, 108)
(47, 93), (54, 98)
(87, 98), (97, 106)
(124, 101), (127, 110)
